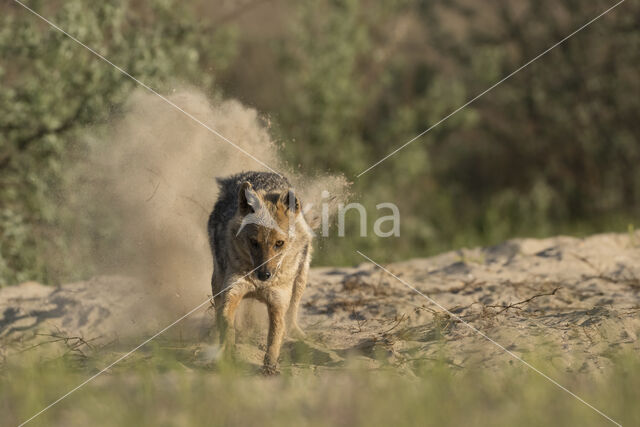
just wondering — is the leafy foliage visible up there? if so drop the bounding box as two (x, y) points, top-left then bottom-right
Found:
(262, 0), (640, 264)
(1, 0), (639, 282)
(0, 0), (236, 283)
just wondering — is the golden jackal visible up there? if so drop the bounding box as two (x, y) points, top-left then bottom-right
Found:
(207, 171), (312, 374)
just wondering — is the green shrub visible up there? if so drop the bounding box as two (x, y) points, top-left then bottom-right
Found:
(0, 0), (237, 284)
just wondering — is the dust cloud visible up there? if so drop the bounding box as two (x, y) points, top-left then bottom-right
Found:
(82, 88), (349, 326)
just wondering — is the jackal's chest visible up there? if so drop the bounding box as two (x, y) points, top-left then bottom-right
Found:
(245, 275), (294, 302)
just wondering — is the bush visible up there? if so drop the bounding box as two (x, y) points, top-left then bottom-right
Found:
(1, 0), (639, 282)
(0, 0), (236, 284)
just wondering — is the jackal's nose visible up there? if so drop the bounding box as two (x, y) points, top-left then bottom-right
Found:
(257, 270), (272, 281)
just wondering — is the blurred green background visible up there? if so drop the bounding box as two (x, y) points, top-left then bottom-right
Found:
(1, 0), (639, 284)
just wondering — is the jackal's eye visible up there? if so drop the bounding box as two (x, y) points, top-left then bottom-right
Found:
(275, 240), (284, 248)
(249, 238), (259, 248)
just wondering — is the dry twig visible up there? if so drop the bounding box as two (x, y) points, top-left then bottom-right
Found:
(486, 287), (560, 314)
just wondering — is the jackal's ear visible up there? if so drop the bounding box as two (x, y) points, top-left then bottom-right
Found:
(238, 181), (261, 215)
(278, 189), (301, 214)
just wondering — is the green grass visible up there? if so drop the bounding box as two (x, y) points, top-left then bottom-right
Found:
(2, 345), (638, 427)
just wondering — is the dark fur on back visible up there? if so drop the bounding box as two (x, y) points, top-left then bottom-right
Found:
(207, 171), (291, 272)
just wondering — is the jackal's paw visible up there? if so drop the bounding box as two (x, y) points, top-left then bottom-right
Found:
(261, 363), (280, 376)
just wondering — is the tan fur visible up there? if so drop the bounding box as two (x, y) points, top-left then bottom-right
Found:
(209, 174), (312, 374)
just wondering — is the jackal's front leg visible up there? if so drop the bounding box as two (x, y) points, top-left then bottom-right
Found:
(286, 249), (310, 339)
(215, 278), (250, 358)
(263, 299), (287, 375)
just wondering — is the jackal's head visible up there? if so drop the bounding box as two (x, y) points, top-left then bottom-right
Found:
(233, 181), (304, 281)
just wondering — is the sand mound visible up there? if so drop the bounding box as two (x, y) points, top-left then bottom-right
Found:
(1, 231), (638, 374)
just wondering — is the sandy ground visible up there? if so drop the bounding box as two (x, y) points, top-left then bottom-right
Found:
(1, 232), (639, 374)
